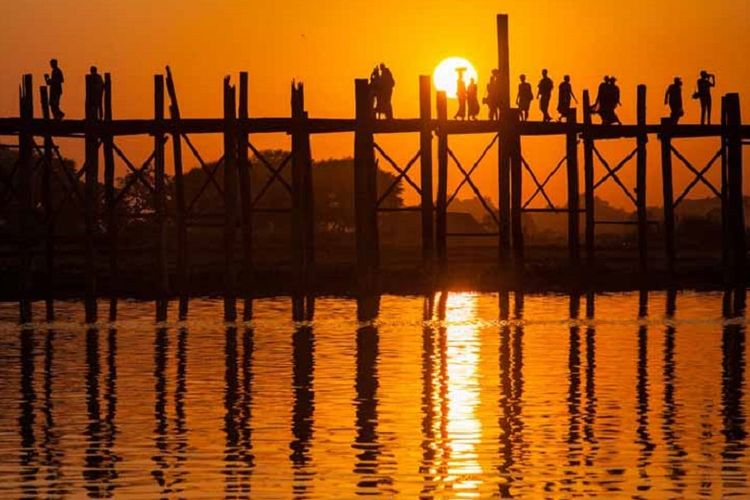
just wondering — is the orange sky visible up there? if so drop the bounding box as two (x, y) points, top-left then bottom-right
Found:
(1, 0), (749, 208)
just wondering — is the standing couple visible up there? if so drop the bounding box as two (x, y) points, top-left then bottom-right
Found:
(369, 63), (395, 120)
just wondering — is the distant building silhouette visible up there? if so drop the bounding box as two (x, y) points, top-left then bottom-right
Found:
(537, 69), (553, 123)
(665, 77), (684, 124)
(516, 74), (533, 121)
(44, 58), (65, 120)
(696, 70), (715, 125)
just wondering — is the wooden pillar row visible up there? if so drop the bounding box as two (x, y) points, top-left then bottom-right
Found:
(582, 90), (595, 269)
(418, 75), (434, 270)
(237, 72), (253, 321)
(102, 73), (117, 321)
(724, 93), (745, 285)
(636, 84), (648, 274)
(40, 85), (55, 321)
(565, 107), (580, 266)
(291, 81), (314, 321)
(660, 118), (676, 275)
(223, 77), (238, 321)
(435, 91), (448, 274)
(165, 66), (190, 320)
(83, 74), (99, 323)
(497, 14), (512, 271)
(354, 79), (378, 292)
(18, 74), (34, 323)
(154, 75), (169, 322)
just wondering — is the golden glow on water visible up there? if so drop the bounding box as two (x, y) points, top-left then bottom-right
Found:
(0, 291), (748, 497)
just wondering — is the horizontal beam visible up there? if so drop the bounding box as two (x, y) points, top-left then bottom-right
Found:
(0, 117), (746, 139)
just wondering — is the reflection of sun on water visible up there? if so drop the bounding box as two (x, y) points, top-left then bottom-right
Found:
(445, 292), (483, 495)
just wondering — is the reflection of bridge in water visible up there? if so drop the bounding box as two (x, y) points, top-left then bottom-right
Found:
(9, 289), (747, 496)
(1, 14), (750, 323)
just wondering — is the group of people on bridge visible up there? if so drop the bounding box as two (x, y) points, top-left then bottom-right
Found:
(41, 59), (105, 121)
(665, 70), (716, 125)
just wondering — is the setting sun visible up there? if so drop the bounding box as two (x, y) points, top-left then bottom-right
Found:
(433, 57), (479, 99)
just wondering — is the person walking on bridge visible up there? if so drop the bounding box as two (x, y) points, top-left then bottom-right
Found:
(44, 58), (65, 120)
(665, 77), (684, 124)
(556, 75), (577, 122)
(516, 74), (533, 121)
(537, 69), (553, 122)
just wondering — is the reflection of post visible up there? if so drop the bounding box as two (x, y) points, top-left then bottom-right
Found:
(223, 326), (240, 496)
(84, 328), (112, 496)
(353, 296), (382, 492)
(152, 328), (169, 493)
(42, 329), (65, 493)
(583, 291), (597, 451)
(635, 290), (654, 489)
(567, 293), (582, 464)
(420, 295), (436, 496)
(239, 327), (255, 492)
(290, 325), (315, 495)
(721, 288), (747, 491)
(18, 328), (37, 494)
(662, 294), (687, 488)
(173, 327), (188, 491)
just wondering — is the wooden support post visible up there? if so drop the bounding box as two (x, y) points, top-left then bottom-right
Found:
(165, 67), (189, 320)
(724, 93), (745, 285)
(237, 71), (253, 320)
(354, 79), (378, 292)
(582, 90), (595, 269)
(435, 91), (448, 273)
(223, 77), (238, 321)
(510, 109), (523, 268)
(721, 96), (730, 277)
(566, 107), (580, 266)
(636, 85), (648, 274)
(660, 118), (676, 275)
(18, 75), (33, 323)
(154, 75), (168, 321)
(291, 81), (314, 321)
(84, 74), (99, 323)
(40, 84), (55, 321)
(419, 75), (434, 270)
(102, 73), (117, 321)
(497, 14), (511, 268)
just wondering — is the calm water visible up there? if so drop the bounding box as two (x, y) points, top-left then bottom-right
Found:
(0, 291), (747, 498)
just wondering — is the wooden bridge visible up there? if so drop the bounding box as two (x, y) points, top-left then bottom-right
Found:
(1, 14), (748, 324)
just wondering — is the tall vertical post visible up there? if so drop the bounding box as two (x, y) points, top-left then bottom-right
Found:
(18, 75), (33, 323)
(435, 91), (448, 273)
(223, 77), (238, 321)
(291, 81), (314, 321)
(721, 96), (730, 277)
(510, 109), (523, 268)
(354, 79), (378, 292)
(636, 85), (648, 274)
(582, 90), (595, 268)
(84, 74), (99, 323)
(724, 93), (745, 284)
(165, 67), (189, 319)
(102, 73), (117, 320)
(237, 71), (253, 320)
(566, 107), (580, 266)
(40, 84), (55, 320)
(660, 118), (675, 275)
(497, 14), (512, 268)
(153, 75), (168, 322)
(419, 75), (434, 269)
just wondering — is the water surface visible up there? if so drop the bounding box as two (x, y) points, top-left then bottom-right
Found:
(0, 291), (747, 498)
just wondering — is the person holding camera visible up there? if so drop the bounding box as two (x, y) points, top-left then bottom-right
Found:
(44, 59), (65, 120)
(695, 70), (716, 125)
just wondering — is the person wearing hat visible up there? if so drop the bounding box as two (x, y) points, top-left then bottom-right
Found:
(665, 77), (684, 124)
(696, 70), (716, 125)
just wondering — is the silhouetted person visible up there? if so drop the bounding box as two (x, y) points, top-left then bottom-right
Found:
(44, 58), (65, 120)
(592, 75), (608, 112)
(454, 67), (467, 120)
(516, 74), (533, 121)
(665, 77), (684, 124)
(378, 63), (395, 120)
(557, 75), (577, 121)
(87, 66), (105, 120)
(369, 66), (381, 119)
(696, 70), (715, 125)
(484, 69), (501, 120)
(537, 69), (553, 122)
(467, 77), (480, 120)
(594, 76), (621, 125)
